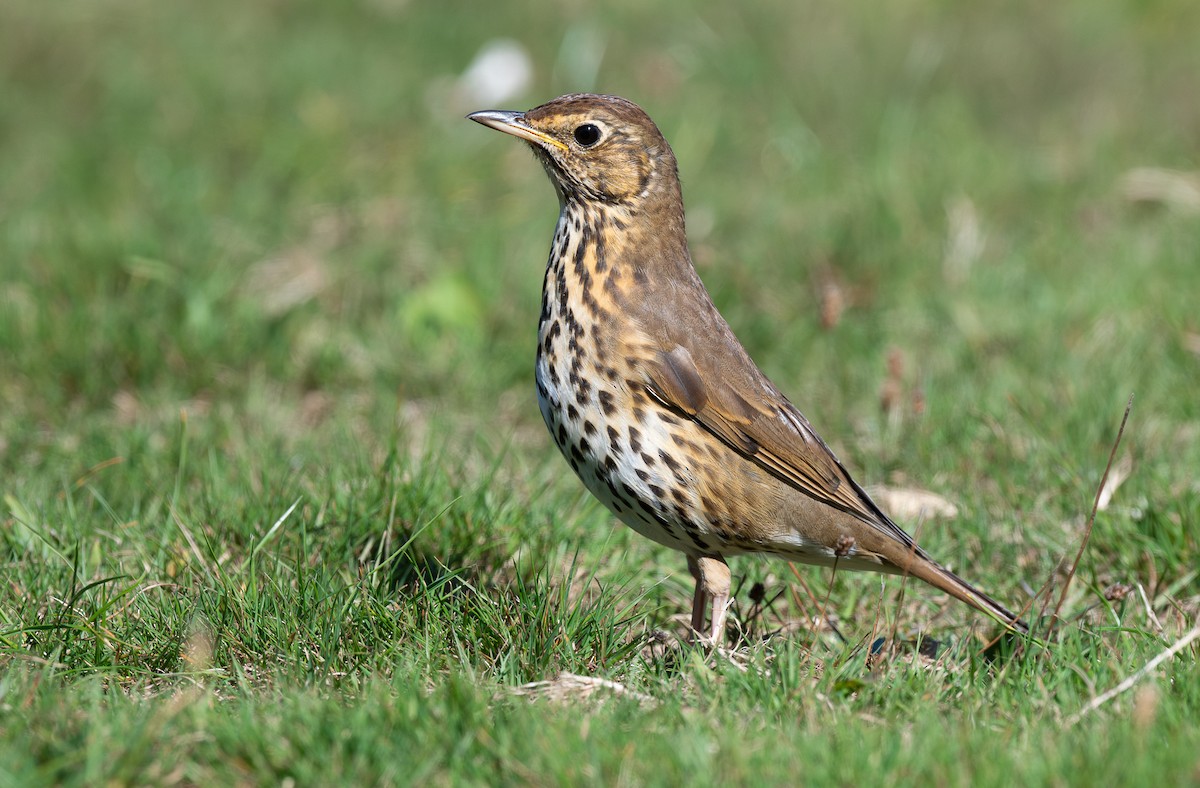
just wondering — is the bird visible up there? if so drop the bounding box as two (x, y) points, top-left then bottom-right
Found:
(468, 93), (1027, 643)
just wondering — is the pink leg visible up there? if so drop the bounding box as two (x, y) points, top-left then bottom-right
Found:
(687, 555), (709, 637)
(690, 555), (731, 645)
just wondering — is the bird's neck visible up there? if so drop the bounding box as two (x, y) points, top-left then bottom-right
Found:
(543, 196), (691, 322)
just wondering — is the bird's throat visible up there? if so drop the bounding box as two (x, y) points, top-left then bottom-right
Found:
(543, 202), (631, 325)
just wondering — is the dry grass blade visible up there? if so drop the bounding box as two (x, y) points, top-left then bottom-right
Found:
(514, 673), (656, 706)
(1096, 453), (1133, 512)
(1047, 394), (1134, 636)
(245, 249), (329, 317)
(1067, 624), (1200, 726)
(1137, 584), (1164, 634)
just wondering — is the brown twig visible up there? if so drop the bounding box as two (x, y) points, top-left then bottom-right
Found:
(787, 563), (847, 643)
(1046, 393), (1134, 638)
(786, 564), (823, 625)
(817, 559), (838, 637)
(886, 513), (930, 660)
(816, 535), (857, 638)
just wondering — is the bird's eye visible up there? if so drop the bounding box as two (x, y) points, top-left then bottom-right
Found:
(573, 123), (602, 147)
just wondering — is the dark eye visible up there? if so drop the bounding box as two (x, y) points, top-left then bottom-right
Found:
(573, 123), (602, 147)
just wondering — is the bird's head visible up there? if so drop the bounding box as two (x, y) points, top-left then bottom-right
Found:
(468, 93), (680, 209)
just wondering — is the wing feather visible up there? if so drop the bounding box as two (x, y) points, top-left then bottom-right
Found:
(644, 343), (917, 548)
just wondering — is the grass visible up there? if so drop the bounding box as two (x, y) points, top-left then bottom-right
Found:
(2, 0), (1199, 783)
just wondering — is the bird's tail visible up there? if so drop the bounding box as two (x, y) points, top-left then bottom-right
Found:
(903, 556), (1029, 634)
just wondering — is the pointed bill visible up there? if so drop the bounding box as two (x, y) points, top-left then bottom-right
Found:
(467, 109), (568, 151)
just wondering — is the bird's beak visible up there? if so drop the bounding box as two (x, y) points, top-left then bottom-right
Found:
(467, 110), (568, 151)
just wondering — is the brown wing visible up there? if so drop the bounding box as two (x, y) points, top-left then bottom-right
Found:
(642, 342), (921, 550)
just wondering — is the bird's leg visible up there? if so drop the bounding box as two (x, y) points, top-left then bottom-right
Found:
(696, 556), (732, 644)
(687, 555), (709, 638)
(687, 555), (731, 645)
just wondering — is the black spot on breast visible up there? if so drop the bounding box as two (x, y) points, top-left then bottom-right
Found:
(640, 452), (656, 467)
(574, 227), (592, 279)
(647, 508), (676, 538)
(593, 231), (607, 273)
(628, 427), (642, 455)
(578, 438), (590, 455)
(607, 426), (621, 451)
(647, 484), (664, 498)
(567, 404), (579, 421)
(583, 420), (597, 437)
(557, 424), (568, 444)
(671, 434), (698, 452)
(635, 468), (649, 482)
(556, 268), (569, 311)
(598, 390), (616, 416)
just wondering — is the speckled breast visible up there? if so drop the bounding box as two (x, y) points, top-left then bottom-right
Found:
(532, 208), (728, 558)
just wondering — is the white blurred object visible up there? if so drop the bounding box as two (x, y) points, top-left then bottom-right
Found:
(866, 486), (959, 521)
(943, 196), (985, 285)
(1119, 167), (1200, 214)
(457, 39), (533, 107)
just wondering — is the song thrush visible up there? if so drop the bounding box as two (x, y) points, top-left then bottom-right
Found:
(469, 94), (1027, 642)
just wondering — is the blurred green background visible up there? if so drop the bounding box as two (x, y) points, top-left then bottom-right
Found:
(1, 0), (1199, 783)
